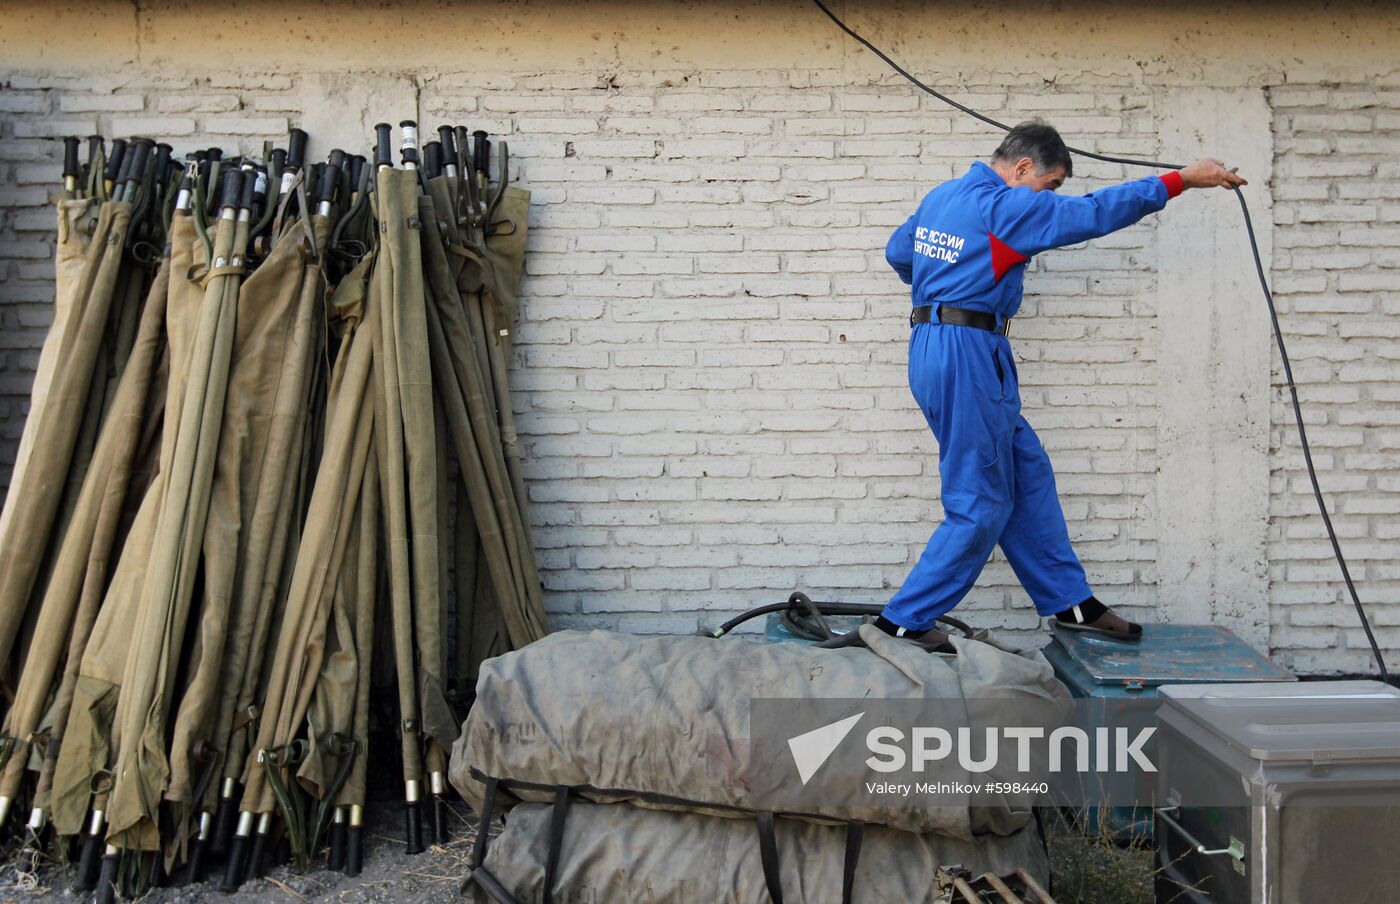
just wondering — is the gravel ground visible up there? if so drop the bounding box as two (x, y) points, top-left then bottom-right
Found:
(0, 801), (483, 904)
(4, 804), (1159, 903)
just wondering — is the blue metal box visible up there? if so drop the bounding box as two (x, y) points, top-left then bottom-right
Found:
(1043, 623), (1295, 839)
(1043, 623), (1295, 697)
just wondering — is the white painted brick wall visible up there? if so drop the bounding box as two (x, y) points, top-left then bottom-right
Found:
(0, 61), (1394, 668)
(1268, 84), (1400, 675)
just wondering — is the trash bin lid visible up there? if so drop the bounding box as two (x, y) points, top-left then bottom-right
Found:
(1160, 680), (1400, 762)
(1047, 623), (1295, 689)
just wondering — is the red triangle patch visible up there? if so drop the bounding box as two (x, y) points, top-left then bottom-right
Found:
(988, 232), (1029, 284)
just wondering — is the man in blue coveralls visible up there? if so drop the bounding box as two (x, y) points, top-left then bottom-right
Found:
(876, 120), (1246, 647)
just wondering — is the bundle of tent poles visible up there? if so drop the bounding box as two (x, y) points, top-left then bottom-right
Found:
(0, 122), (548, 899)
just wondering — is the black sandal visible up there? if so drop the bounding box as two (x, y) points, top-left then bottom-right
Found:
(1053, 599), (1142, 642)
(872, 616), (956, 654)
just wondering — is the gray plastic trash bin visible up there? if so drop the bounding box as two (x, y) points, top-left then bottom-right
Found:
(1154, 680), (1400, 904)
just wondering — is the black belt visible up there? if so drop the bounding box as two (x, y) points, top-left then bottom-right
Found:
(910, 304), (1010, 336)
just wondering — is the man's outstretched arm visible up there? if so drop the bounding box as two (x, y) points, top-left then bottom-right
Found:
(983, 158), (1247, 259)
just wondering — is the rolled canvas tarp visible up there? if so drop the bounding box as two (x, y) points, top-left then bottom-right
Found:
(469, 799), (1050, 904)
(451, 626), (1072, 841)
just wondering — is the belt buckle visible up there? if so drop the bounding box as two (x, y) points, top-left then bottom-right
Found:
(999, 317), (1012, 338)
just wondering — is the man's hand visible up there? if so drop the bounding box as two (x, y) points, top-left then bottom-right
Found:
(1179, 157), (1248, 190)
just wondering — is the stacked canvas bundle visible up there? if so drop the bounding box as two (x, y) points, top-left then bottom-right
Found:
(452, 626), (1072, 903)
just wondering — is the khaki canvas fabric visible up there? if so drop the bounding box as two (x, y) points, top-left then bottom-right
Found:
(418, 203), (527, 736)
(332, 443), (379, 814)
(241, 317), (374, 816)
(472, 800), (1050, 904)
(166, 212), (330, 820)
(0, 200), (134, 672)
(324, 262), (382, 814)
(419, 181), (544, 683)
(210, 227), (354, 810)
(473, 188), (532, 535)
(104, 208), (248, 851)
(0, 235), (172, 805)
(49, 488), (160, 835)
(49, 211), (205, 837)
(295, 239), (379, 813)
(451, 627), (1072, 841)
(300, 436), (379, 805)
(0, 198), (101, 551)
(367, 168), (439, 792)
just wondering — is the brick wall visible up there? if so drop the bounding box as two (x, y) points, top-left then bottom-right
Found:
(1268, 84), (1400, 674)
(0, 47), (1395, 668)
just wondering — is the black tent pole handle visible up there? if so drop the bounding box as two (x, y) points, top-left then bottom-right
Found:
(345, 824), (363, 876)
(152, 143), (173, 179)
(269, 148), (287, 182)
(121, 139), (153, 200)
(237, 165), (260, 212)
(112, 140), (138, 192)
(62, 136), (81, 179)
(422, 141), (443, 179)
(405, 799), (424, 854)
(438, 126), (458, 168)
(316, 150), (345, 205)
(328, 810), (347, 871)
(84, 134), (104, 171)
(95, 850), (119, 904)
(286, 127), (308, 172)
(210, 788), (238, 853)
(184, 834), (207, 885)
(104, 138), (127, 187)
(348, 154), (366, 193)
(373, 123), (394, 170)
(218, 168), (244, 212)
(221, 832), (249, 892)
(432, 793), (449, 843)
(74, 831), (103, 890)
(472, 130), (490, 181)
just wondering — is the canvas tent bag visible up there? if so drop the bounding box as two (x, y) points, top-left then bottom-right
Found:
(451, 625), (1072, 842)
(467, 798), (1050, 904)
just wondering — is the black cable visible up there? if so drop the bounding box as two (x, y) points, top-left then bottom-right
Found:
(810, 0), (1181, 172)
(710, 592), (974, 648)
(1233, 189), (1386, 679)
(811, 0), (1389, 681)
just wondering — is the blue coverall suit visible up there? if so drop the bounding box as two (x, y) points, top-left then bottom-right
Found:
(882, 161), (1182, 631)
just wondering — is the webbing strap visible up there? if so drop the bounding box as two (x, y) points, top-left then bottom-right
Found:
(295, 176), (319, 260)
(842, 821), (865, 904)
(756, 812), (784, 904)
(272, 170), (299, 239)
(542, 786), (571, 904)
(471, 776), (500, 869)
(201, 263), (245, 283)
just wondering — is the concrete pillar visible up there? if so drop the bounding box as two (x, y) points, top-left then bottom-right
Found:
(1154, 87), (1273, 647)
(293, 73), (421, 161)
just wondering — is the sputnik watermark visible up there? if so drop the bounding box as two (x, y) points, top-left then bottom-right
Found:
(866, 780), (1042, 797)
(750, 697), (1163, 810)
(787, 712), (864, 785)
(787, 712), (1154, 786)
(864, 724), (1156, 774)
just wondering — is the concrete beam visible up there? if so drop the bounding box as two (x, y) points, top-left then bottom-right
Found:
(1154, 87), (1273, 648)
